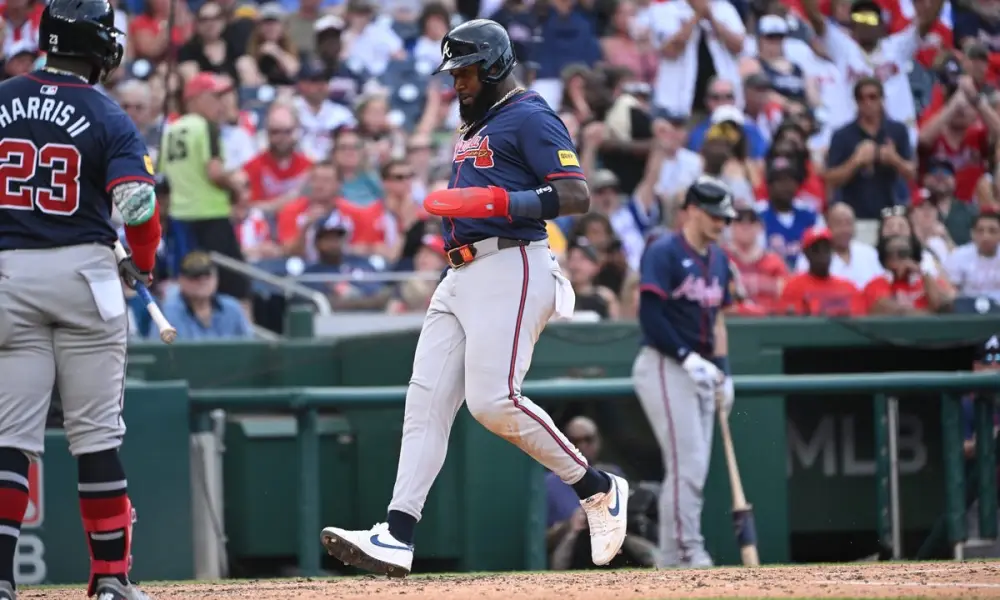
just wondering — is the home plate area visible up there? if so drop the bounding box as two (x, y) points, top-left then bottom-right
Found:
(21, 561), (1000, 599)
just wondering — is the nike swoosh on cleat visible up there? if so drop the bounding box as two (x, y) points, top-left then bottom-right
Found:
(369, 534), (414, 552)
(607, 478), (620, 517)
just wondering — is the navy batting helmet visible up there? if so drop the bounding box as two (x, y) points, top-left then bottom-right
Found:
(40, 0), (124, 84)
(683, 176), (738, 221)
(434, 19), (516, 85)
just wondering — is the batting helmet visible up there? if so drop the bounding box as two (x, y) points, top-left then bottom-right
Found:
(40, 0), (124, 85)
(434, 19), (516, 85)
(683, 176), (738, 221)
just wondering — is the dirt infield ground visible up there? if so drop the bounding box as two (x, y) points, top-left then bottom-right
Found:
(21, 561), (1000, 599)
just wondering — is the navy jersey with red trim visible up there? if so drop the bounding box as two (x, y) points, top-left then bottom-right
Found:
(638, 233), (733, 357)
(446, 92), (584, 247)
(0, 71), (155, 251)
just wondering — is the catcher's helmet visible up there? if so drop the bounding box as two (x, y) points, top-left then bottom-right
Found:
(40, 0), (124, 85)
(683, 176), (738, 221)
(434, 19), (516, 84)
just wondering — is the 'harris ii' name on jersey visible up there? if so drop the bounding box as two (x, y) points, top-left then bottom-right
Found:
(0, 70), (154, 251)
(0, 86), (92, 137)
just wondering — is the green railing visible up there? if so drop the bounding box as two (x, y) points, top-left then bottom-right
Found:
(190, 371), (1000, 575)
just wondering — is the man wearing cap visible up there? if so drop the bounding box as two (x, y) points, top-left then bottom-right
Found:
(779, 226), (865, 315)
(160, 251), (255, 340)
(305, 14), (368, 106)
(294, 62), (356, 161)
(649, 112), (703, 207)
(801, 0), (945, 146)
(159, 72), (252, 303)
(918, 75), (1000, 204)
(687, 78), (768, 159)
(759, 154), (820, 268)
(918, 157), (976, 246)
(303, 212), (392, 310)
(960, 333), (1000, 558)
(2, 39), (36, 79)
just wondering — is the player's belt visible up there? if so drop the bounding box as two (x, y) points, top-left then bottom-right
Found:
(446, 237), (533, 269)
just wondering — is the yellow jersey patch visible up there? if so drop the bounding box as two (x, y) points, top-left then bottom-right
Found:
(558, 150), (579, 167)
(143, 155), (155, 175)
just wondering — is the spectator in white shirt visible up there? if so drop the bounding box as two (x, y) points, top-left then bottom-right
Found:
(342, 0), (405, 77)
(293, 63), (357, 162)
(945, 213), (1000, 302)
(799, 0), (946, 147)
(796, 202), (881, 288)
(651, 112), (703, 203)
(649, 0), (746, 117)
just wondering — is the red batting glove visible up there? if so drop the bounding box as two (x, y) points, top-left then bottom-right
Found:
(423, 186), (509, 218)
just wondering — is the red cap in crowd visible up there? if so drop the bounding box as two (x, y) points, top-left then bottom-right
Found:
(184, 73), (231, 101)
(801, 226), (832, 250)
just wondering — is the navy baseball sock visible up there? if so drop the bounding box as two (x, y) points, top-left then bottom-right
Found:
(572, 467), (612, 500)
(78, 449), (133, 594)
(0, 449), (29, 588)
(387, 510), (416, 545)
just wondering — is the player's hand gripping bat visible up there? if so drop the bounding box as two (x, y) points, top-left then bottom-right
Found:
(113, 241), (177, 344)
(715, 386), (759, 566)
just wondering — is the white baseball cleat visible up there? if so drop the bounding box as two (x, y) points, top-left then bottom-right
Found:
(581, 472), (629, 566)
(321, 522), (413, 578)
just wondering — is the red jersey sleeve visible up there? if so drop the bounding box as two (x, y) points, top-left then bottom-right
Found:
(242, 156), (265, 203)
(337, 200), (383, 245)
(276, 197), (309, 244)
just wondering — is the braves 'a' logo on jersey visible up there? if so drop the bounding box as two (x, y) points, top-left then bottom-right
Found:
(454, 135), (495, 168)
(672, 274), (724, 308)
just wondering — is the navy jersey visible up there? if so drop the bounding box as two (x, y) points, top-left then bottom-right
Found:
(638, 233), (733, 359)
(759, 206), (818, 270)
(446, 92), (584, 248)
(0, 70), (155, 251)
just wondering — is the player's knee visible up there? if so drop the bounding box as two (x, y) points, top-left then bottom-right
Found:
(465, 393), (509, 434)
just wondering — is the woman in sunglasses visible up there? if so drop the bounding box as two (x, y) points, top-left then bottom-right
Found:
(879, 205), (946, 271)
(862, 230), (955, 314)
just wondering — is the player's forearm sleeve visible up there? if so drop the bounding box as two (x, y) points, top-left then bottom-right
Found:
(638, 291), (690, 361)
(123, 203), (162, 273)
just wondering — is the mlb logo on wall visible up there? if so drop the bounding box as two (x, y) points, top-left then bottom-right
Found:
(23, 461), (43, 529)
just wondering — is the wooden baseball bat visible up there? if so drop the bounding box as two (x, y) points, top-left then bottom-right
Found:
(113, 241), (177, 344)
(716, 389), (759, 566)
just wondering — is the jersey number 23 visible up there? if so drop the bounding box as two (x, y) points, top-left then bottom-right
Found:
(0, 138), (81, 216)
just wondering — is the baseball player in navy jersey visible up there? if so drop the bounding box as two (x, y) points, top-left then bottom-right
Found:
(322, 19), (628, 577)
(631, 177), (737, 569)
(0, 1), (161, 598)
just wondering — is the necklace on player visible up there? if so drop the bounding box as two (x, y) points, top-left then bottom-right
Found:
(42, 66), (89, 83)
(457, 86), (526, 136)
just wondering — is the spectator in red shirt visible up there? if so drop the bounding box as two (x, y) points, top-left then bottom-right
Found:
(277, 161), (344, 257)
(1, 0), (42, 58)
(129, 0), (193, 62)
(243, 102), (312, 214)
(863, 232), (955, 314)
(339, 158), (430, 267)
(725, 207), (788, 315)
(918, 75), (1000, 202)
(779, 226), (865, 316)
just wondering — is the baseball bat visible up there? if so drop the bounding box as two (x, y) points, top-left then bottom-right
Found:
(113, 241), (177, 344)
(716, 389), (759, 566)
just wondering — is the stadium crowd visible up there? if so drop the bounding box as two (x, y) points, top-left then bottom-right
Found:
(6, 0), (1000, 336)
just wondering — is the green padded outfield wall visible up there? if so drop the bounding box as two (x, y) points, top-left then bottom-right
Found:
(127, 316), (997, 568)
(20, 382), (193, 586)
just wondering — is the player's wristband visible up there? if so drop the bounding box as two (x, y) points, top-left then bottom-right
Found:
(712, 356), (731, 376)
(508, 185), (560, 220)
